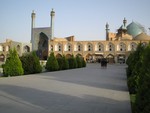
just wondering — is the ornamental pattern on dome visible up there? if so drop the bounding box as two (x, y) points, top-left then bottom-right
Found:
(127, 22), (145, 38)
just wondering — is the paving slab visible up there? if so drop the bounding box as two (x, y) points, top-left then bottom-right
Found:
(0, 63), (131, 113)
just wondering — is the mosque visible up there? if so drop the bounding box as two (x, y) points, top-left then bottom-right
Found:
(0, 9), (150, 63)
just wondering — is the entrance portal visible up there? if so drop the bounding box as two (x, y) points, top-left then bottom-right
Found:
(95, 54), (104, 63)
(0, 54), (5, 62)
(106, 54), (115, 63)
(38, 32), (48, 60)
(117, 54), (126, 63)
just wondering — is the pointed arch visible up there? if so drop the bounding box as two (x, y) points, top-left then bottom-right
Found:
(117, 54), (126, 63)
(76, 53), (83, 58)
(17, 45), (20, 52)
(77, 42), (82, 51)
(108, 42), (115, 51)
(24, 45), (30, 52)
(130, 42), (137, 51)
(119, 42), (126, 51)
(56, 43), (62, 52)
(0, 54), (5, 62)
(56, 53), (62, 58)
(66, 54), (72, 59)
(38, 32), (48, 60)
(87, 43), (93, 51)
(97, 42), (104, 52)
(85, 53), (93, 62)
(106, 54), (115, 63)
(67, 43), (72, 51)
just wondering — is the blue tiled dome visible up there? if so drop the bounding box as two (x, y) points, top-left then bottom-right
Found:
(127, 22), (145, 38)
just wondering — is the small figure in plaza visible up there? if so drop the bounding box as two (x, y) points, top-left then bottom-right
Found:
(101, 58), (108, 68)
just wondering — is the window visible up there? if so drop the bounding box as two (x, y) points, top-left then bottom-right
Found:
(24, 46), (30, 52)
(68, 45), (71, 51)
(98, 43), (104, 52)
(58, 45), (61, 51)
(108, 43), (114, 51)
(78, 45), (81, 51)
(88, 45), (91, 51)
(88, 43), (92, 51)
(51, 45), (53, 51)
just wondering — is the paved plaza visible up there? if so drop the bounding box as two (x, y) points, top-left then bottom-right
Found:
(0, 63), (131, 113)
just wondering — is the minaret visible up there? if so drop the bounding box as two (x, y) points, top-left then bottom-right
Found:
(105, 22), (110, 40)
(123, 17), (127, 28)
(50, 9), (55, 40)
(31, 10), (36, 50)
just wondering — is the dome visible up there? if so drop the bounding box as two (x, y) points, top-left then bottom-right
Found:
(127, 22), (145, 38)
(134, 33), (150, 40)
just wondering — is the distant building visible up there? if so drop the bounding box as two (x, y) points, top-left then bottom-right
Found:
(0, 39), (31, 63)
(0, 10), (150, 64)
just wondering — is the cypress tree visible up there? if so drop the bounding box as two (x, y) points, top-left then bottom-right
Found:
(76, 55), (82, 68)
(134, 43), (150, 113)
(32, 51), (42, 73)
(62, 55), (69, 70)
(3, 48), (24, 76)
(46, 52), (59, 71)
(57, 57), (63, 70)
(20, 51), (42, 74)
(68, 55), (77, 69)
(82, 58), (86, 67)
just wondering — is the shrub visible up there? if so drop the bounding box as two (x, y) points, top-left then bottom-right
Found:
(57, 57), (63, 70)
(62, 55), (69, 70)
(73, 55), (77, 68)
(68, 57), (74, 69)
(126, 43), (150, 113)
(46, 52), (59, 71)
(32, 51), (42, 73)
(68, 55), (77, 69)
(76, 55), (82, 68)
(20, 51), (42, 75)
(134, 43), (150, 113)
(82, 58), (86, 67)
(3, 48), (24, 76)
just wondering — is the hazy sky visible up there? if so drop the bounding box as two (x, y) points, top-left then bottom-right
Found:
(0, 0), (150, 43)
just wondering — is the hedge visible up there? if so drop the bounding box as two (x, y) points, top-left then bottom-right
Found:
(126, 43), (150, 113)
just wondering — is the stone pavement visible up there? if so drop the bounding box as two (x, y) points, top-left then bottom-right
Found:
(0, 63), (131, 113)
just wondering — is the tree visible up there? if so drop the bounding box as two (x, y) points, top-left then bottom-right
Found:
(57, 57), (63, 70)
(82, 58), (86, 67)
(20, 51), (42, 75)
(3, 48), (24, 76)
(126, 43), (145, 94)
(76, 55), (82, 68)
(45, 52), (59, 71)
(32, 51), (42, 73)
(68, 55), (77, 69)
(134, 43), (150, 113)
(62, 55), (69, 70)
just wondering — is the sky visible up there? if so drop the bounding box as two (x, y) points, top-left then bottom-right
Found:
(0, 0), (150, 43)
